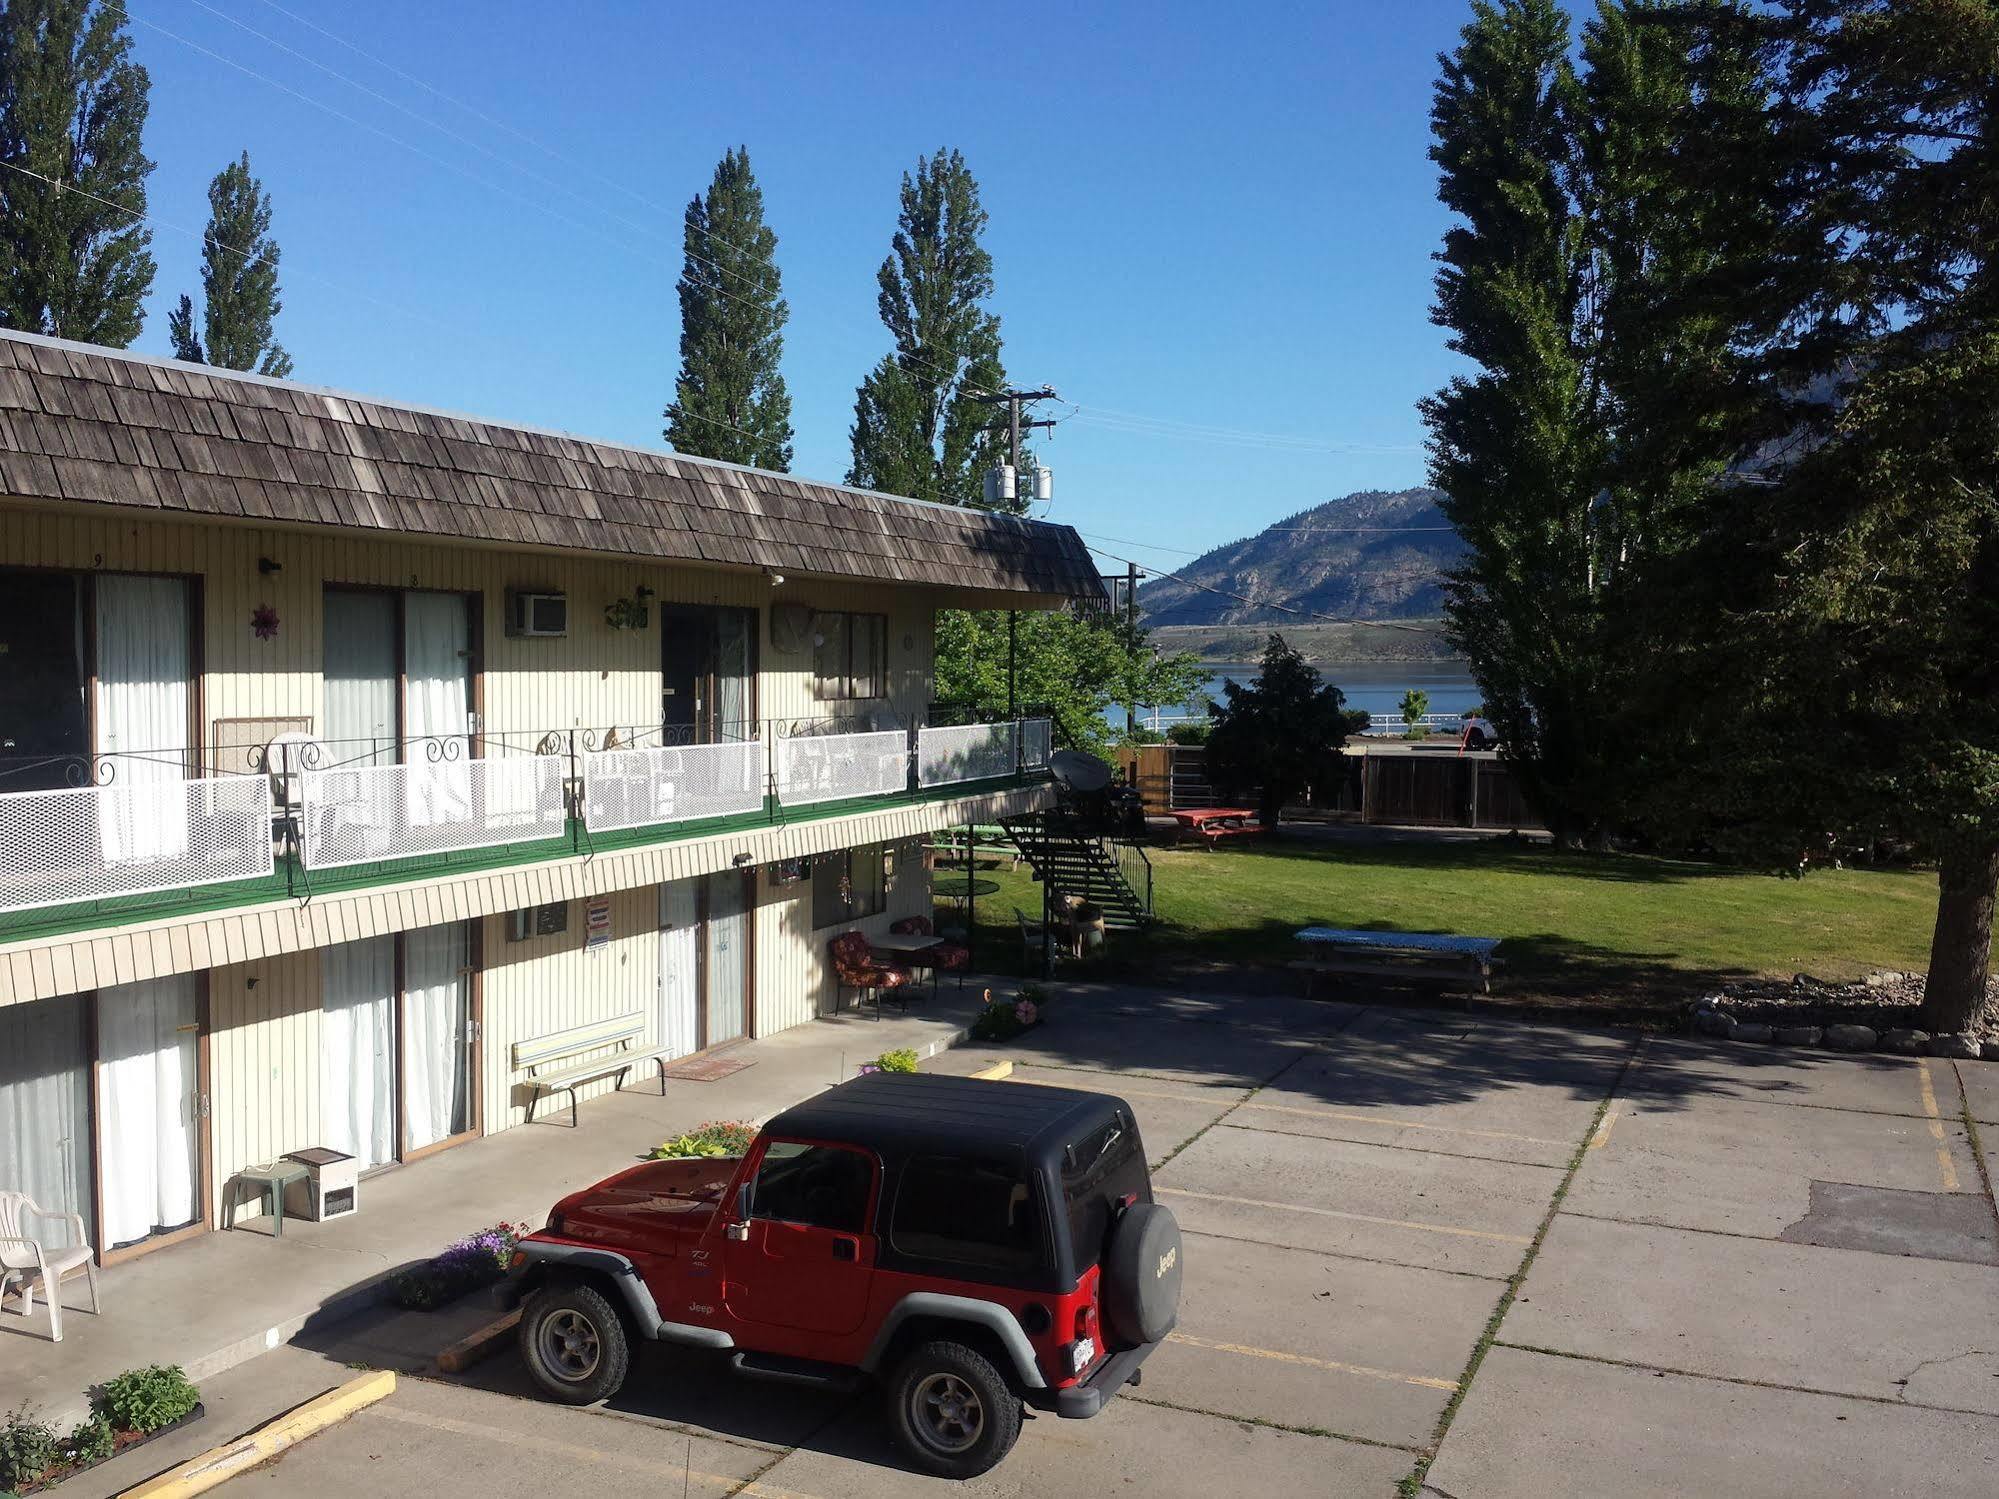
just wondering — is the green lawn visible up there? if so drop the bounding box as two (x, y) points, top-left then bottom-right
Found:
(957, 835), (1951, 1009)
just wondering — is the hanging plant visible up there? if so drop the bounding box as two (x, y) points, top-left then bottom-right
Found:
(250, 603), (280, 640)
(604, 585), (656, 631)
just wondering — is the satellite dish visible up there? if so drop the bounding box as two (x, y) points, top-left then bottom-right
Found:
(770, 602), (813, 655)
(1051, 749), (1113, 793)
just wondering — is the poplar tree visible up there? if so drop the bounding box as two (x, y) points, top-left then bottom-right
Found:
(0, 0), (154, 345)
(170, 151), (291, 376)
(847, 149), (1014, 510)
(663, 146), (792, 471)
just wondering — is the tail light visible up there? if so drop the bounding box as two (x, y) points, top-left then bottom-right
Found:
(1066, 1301), (1099, 1377)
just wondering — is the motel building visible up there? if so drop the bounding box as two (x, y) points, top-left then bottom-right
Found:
(0, 328), (1096, 1268)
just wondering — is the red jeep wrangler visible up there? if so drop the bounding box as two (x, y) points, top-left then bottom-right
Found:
(509, 1071), (1183, 1477)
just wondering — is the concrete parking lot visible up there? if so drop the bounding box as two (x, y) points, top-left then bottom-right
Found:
(68, 987), (1999, 1497)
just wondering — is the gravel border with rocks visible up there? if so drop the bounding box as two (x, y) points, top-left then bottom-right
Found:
(1687, 971), (1999, 1060)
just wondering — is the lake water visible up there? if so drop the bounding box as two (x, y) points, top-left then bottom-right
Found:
(1118, 659), (1479, 729)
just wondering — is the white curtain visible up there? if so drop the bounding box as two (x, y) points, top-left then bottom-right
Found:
(705, 872), (749, 1045)
(95, 574), (191, 864)
(322, 936), (396, 1169)
(403, 592), (472, 828)
(402, 922), (470, 1151)
(96, 975), (200, 1248)
(0, 995), (91, 1252)
(715, 610), (752, 741)
(657, 880), (700, 1059)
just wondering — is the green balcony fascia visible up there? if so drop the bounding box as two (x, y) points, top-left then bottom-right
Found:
(0, 772), (1055, 948)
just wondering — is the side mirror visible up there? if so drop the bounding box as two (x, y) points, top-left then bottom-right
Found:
(725, 1182), (753, 1242)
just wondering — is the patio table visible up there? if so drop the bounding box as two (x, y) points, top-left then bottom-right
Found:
(228, 1159), (310, 1237)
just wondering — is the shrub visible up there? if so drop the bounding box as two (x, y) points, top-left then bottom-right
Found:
(64, 1414), (114, 1467)
(93, 1366), (200, 1436)
(1166, 721), (1211, 746)
(650, 1120), (758, 1159)
(0, 1406), (56, 1492)
(875, 1047), (919, 1073)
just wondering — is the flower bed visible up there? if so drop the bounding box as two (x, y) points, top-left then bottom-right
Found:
(2, 1367), (204, 1495)
(969, 984), (1049, 1043)
(649, 1120), (757, 1160)
(389, 1222), (530, 1312)
(1688, 972), (1999, 1059)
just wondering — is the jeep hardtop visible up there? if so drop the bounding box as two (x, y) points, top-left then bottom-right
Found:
(509, 1070), (1183, 1476)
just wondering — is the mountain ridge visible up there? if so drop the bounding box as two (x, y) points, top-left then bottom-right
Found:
(1134, 487), (1463, 628)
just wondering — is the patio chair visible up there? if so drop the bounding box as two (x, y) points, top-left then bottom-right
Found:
(830, 930), (911, 1019)
(1015, 908), (1065, 966)
(0, 1191), (100, 1343)
(890, 914), (971, 988)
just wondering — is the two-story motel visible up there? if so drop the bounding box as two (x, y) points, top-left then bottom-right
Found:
(0, 328), (1098, 1265)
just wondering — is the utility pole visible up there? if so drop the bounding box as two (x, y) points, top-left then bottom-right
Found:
(974, 385), (1060, 501)
(1123, 561), (1142, 737)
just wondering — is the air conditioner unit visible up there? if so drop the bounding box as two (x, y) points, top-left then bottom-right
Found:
(509, 591), (568, 637)
(281, 1147), (358, 1222)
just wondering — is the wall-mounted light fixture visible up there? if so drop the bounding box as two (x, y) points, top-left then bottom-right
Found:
(732, 851), (754, 868)
(257, 557), (282, 575)
(765, 569), (785, 586)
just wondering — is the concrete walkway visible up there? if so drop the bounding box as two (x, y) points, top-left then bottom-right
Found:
(0, 989), (989, 1430)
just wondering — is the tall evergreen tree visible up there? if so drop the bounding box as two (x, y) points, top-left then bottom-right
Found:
(1636, 0), (1999, 1033)
(1423, 0), (1774, 845)
(171, 152), (290, 376)
(663, 146), (792, 470)
(0, 0), (154, 345)
(848, 149), (1014, 510)
(1422, 0), (1602, 845)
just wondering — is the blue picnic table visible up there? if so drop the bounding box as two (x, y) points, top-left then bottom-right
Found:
(1291, 927), (1502, 997)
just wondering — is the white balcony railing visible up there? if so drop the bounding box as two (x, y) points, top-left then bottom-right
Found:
(0, 773), (274, 913)
(773, 728), (910, 806)
(581, 739), (766, 833)
(1019, 718), (1054, 773)
(297, 753), (567, 870)
(916, 721), (1020, 788)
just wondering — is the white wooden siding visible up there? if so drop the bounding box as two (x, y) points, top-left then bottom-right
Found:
(0, 505), (940, 755)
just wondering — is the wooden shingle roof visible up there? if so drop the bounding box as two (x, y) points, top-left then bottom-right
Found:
(0, 330), (1104, 603)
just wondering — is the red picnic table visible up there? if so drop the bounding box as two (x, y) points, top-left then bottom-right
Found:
(1170, 806), (1266, 845)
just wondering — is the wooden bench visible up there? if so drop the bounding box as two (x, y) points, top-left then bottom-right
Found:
(512, 1011), (668, 1126)
(1289, 927), (1503, 998)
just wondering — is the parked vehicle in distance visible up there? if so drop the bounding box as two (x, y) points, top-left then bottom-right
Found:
(506, 1071), (1182, 1477)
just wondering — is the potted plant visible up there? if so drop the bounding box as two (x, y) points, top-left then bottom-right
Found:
(969, 984), (1049, 1042)
(648, 1120), (757, 1160)
(389, 1223), (531, 1311)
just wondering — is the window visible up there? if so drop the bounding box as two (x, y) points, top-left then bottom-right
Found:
(1062, 1112), (1149, 1269)
(812, 843), (889, 928)
(751, 1141), (873, 1233)
(812, 611), (887, 701)
(892, 1156), (1045, 1272)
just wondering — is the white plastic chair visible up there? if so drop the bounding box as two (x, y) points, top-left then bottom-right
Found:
(0, 1191), (100, 1342)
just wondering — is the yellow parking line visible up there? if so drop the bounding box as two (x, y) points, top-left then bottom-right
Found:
(1165, 1331), (1457, 1391)
(1915, 1061), (1961, 1193)
(1238, 1100), (1568, 1149)
(371, 1405), (823, 1499)
(1156, 1186), (1532, 1245)
(1588, 1106), (1619, 1150)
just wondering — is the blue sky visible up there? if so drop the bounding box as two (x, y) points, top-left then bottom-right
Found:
(130, 0), (1474, 573)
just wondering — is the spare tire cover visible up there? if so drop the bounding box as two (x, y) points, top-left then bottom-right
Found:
(1100, 1201), (1182, 1346)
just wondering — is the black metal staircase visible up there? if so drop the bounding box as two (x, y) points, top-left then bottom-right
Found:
(1000, 813), (1154, 929)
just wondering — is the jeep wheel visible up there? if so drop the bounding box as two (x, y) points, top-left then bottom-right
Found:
(519, 1281), (630, 1405)
(886, 1340), (1024, 1479)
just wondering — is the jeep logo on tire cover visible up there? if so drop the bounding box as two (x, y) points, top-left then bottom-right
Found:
(1156, 1245), (1177, 1279)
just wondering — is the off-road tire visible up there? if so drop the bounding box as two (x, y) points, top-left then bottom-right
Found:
(1101, 1200), (1183, 1347)
(885, 1339), (1024, 1479)
(519, 1280), (630, 1405)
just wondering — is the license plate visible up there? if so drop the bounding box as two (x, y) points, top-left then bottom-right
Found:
(1070, 1338), (1097, 1374)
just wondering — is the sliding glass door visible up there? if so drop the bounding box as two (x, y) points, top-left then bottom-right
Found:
(662, 606), (757, 744)
(96, 975), (203, 1251)
(322, 923), (481, 1172)
(402, 922), (475, 1154)
(705, 872), (750, 1046)
(0, 995), (91, 1251)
